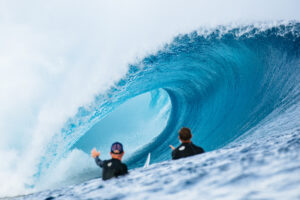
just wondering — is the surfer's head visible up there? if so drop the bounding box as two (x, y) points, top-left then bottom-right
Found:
(111, 142), (124, 154)
(179, 127), (192, 143)
(110, 142), (125, 160)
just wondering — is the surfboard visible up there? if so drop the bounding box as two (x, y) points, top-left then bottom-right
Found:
(143, 153), (151, 168)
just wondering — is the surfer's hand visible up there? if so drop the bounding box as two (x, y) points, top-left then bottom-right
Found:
(91, 148), (100, 158)
(169, 145), (175, 150)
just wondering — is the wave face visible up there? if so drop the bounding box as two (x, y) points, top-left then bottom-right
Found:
(124, 23), (300, 166)
(32, 22), (300, 189)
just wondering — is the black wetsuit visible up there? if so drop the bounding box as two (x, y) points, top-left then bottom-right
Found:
(172, 142), (205, 160)
(95, 157), (128, 180)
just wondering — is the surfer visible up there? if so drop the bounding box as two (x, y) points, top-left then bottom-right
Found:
(91, 142), (128, 180)
(169, 127), (205, 160)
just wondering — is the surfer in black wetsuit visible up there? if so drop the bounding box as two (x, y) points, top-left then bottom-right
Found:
(169, 127), (205, 160)
(91, 142), (128, 180)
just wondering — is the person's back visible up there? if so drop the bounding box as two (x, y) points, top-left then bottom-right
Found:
(172, 142), (204, 160)
(95, 157), (128, 180)
(170, 127), (205, 160)
(92, 142), (128, 180)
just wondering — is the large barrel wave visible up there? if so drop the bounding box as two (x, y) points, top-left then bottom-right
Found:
(37, 22), (300, 188)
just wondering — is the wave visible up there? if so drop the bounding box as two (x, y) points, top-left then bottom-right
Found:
(1, 21), (300, 197)
(33, 22), (300, 189)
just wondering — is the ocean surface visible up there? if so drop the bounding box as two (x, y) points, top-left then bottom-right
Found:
(4, 22), (299, 199)
(15, 106), (300, 199)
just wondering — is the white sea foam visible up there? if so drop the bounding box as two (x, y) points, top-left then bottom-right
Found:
(0, 0), (299, 197)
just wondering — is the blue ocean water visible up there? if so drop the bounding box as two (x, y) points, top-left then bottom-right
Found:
(16, 106), (300, 199)
(9, 22), (300, 199)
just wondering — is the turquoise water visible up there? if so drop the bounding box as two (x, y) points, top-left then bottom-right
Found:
(73, 90), (170, 160)
(15, 22), (300, 198)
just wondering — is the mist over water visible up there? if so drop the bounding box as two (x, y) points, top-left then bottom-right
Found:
(0, 0), (300, 197)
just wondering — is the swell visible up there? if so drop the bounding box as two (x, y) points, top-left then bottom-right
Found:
(39, 22), (300, 181)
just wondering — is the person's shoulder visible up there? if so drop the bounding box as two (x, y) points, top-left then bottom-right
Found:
(121, 162), (128, 173)
(172, 144), (184, 159)
(172, 144), (187, 155)
(104, 159), (117, 165)
(191, 143), (205, 152)
(103, 159), (112, 163)
(121, 162), (128, 168)
(191, 142), (201, 148)
(174, 143), (185, 151)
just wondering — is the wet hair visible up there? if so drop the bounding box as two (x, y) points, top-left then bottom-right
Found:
(179, 127), (192, 141)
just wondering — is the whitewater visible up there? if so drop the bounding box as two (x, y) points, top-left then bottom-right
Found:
(0, 1), (300, 199)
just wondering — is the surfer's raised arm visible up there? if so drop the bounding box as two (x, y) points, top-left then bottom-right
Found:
(91, 148), (100, 158)
(91, 148), (104, 167)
